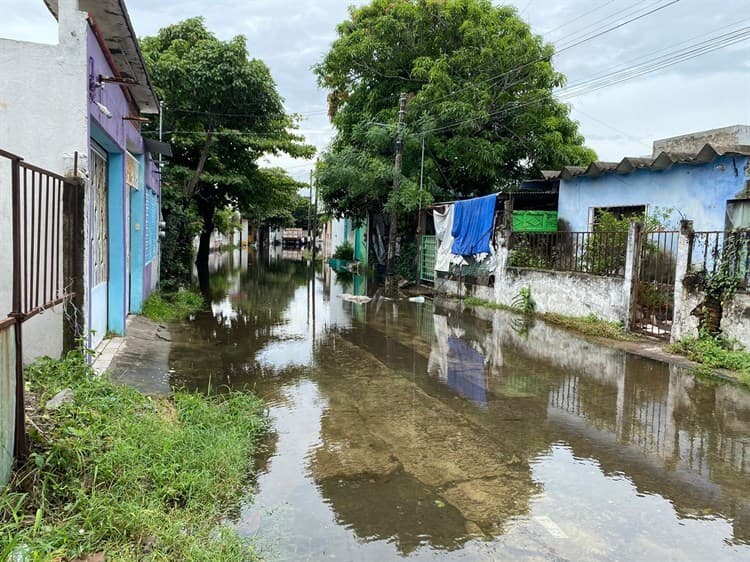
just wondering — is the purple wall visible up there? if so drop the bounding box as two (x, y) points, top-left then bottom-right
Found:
(86, 24), (161, 335)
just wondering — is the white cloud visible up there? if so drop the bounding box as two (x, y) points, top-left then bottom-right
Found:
(1, 0), (748, 175)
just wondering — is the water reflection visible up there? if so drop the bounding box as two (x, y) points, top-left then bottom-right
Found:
(169, 251), (750, 560)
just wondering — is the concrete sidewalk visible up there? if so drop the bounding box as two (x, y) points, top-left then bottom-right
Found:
(92, 315), (173, 396)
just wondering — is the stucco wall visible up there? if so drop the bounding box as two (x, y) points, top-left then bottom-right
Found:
(438, 262), (629, 324)
(721, 293), (750, 349)
(558, 156), (749, 233)
(497, 268), (627, 323)
(0, 0), (89, 362)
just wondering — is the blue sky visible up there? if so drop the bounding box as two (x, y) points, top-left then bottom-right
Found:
(2, 0), (748, 182)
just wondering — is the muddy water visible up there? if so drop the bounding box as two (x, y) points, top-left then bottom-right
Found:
(169, 251), (750, 561)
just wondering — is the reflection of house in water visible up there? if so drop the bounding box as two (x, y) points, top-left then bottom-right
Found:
(547, 358), (750, 544)
(457, 303), (750, 545)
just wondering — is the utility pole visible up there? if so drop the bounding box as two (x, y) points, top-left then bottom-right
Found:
(386, 92), (408, 295)
(307, 169), (313, 244)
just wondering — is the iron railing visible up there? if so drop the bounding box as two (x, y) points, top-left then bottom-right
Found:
(508, 230), (628, 277)
(1, 148), (78, 460)
(688, 230), (750, 291)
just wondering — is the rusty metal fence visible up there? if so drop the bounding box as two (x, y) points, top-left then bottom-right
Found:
(631, 230), (680, 338)
(508, 230), (628, 277)
(687, 230), (750, 291)
(1, 149), (78, 461)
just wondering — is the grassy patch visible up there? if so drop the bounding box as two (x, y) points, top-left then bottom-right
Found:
(540, 312), (633, 341)
(461, 297), (633, 341)
(669, 335), (750, 385)
(141, 289), (204, 323)
(1, 349), (266, 561)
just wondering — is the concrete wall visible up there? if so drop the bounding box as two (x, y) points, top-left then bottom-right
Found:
(0, 0), (89, 362)
(653, 125), (750, 156)
(438, 227), (636, 325)
(558, 156), (749, 233)
(671, 223), (750, 349)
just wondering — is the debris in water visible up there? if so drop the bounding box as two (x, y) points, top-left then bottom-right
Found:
(408, 296), (426, 303)
(533, 515), (568, 538)
(338, 293), (372, 304)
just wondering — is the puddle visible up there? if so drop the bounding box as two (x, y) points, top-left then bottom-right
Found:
(167, 250), (750, 561)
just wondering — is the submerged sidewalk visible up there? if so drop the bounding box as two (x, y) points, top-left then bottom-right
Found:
(92, 315), (173, 395)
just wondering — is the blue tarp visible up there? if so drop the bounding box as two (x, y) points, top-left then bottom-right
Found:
(451, 194), (497, 255)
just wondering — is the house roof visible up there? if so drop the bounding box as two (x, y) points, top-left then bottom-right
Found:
(44, 0), (158, 114)
(542, 143), (750, 181)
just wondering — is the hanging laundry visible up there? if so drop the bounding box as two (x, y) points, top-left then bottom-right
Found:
(451, 193), (498, 256)
(433, 204), (465, 272)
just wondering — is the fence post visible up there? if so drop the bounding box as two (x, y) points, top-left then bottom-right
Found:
(9, 155), (28, 460)
(623, 221), (642, 332)
(63, 176), (86, 353)
(670, 220), (694, 343)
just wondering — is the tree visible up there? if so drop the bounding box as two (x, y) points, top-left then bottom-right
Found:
(314, 0), (596, 222)
(141, 18), (314, 282)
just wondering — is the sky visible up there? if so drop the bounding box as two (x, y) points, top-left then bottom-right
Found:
(1, 0), (748, 185)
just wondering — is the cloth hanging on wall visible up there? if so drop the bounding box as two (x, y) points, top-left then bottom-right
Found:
(451, 194), (498, 256)
(433, 204), (465, 272)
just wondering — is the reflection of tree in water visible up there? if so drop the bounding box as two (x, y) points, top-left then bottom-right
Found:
(171, 256), (310, 391)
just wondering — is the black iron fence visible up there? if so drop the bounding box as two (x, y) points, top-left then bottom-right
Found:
(508, 230), (628, 277)
(688, 230), (750, 291)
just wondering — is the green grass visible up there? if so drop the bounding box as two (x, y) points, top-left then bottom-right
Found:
(669, 335), (750, 385)
(141, 289), (204, 323)
(1, 349), (266, 561)
(461, 297), (633, 341)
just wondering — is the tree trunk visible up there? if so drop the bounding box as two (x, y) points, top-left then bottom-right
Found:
(186, 131), (214, 196)
(196, 202), (215, 297)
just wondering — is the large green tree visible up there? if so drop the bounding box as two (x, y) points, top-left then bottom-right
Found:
(314, 0), (596, 221)
(141, 18), (314, 283)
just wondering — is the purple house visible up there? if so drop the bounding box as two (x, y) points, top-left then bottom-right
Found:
(0, 0), (168, 355)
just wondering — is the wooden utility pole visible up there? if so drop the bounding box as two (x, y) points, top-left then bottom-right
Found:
(385, 92), (408, 295)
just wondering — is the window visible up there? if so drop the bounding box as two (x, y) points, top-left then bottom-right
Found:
(725, 199), (750, 231)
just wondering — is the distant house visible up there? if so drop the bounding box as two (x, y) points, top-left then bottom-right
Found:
(548, 125), (750, 233)
(0, 0), (168, 356)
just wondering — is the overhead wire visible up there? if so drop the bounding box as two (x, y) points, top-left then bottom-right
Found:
(410, 0), (682, 113)
(417, 21), (750, 136)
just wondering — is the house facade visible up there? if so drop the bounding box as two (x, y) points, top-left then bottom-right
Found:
(555, 126), (750, 233)
(0, 0), (165, 356)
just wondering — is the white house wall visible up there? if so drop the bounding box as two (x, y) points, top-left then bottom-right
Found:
(0, 0), (90, 361)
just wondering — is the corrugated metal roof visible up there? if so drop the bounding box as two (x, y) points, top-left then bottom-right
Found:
(542, 143), (750, 181)
(45, 0), (158, 114)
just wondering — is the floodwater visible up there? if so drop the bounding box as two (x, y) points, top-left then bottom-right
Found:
(169, 249), (750, 561)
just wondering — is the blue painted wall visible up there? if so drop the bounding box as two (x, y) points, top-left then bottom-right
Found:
(558, 156), (749, 232)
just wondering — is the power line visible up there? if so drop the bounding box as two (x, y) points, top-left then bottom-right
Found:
(555, 0), (682, 54)
(411, 0), (681, 113)
(418, 24), (750, 136)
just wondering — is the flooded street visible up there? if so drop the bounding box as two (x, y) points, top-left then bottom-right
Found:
(169, 250), (750, 561)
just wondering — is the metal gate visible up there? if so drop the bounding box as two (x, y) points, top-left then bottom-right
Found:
(420, 235), (436, 282)
(631, 230), (679, 338)
(1, 148), (79, 462)
(89, 145), (108, 348)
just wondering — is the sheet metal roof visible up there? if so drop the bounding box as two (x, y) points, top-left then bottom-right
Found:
(45, 0), (158, 114)
(542, 144), (750, 181)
